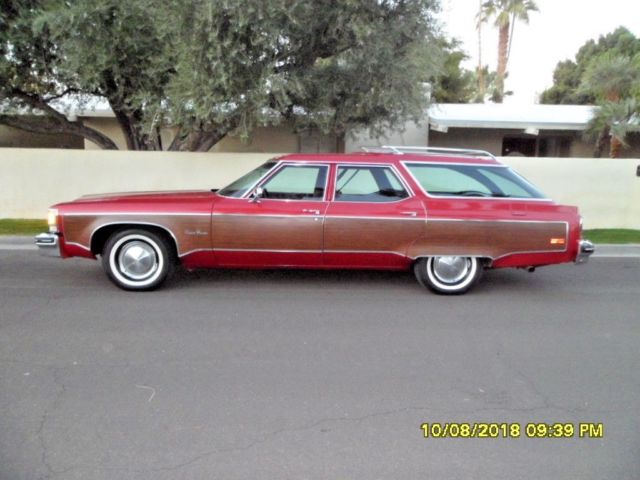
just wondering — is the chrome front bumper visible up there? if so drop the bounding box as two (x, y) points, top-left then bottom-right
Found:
(34, 232), (61, 257)
(575, 239), (594, 264)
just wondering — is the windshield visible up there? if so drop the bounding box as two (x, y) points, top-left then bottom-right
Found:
(218, 161), (277, 198)
(404, 163), (546, 199)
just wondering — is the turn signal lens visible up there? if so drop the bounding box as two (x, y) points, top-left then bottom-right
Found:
(550, 238), (565, 245)
(47, 208), (59, 232)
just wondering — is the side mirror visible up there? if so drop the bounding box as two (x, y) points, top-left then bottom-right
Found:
(250, 187), (264, 203)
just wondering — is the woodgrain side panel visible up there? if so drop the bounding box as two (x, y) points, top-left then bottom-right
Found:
(323, 217), (425, 253)
(407, 220), (568, 259)
(62, 214), (211, 256)
(211, 215), (322, 250)
(61, 214), (568, 263)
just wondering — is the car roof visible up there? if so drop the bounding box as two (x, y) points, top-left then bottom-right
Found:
(276, 152), (503, 166)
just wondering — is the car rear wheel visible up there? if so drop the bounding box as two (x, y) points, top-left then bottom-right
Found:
(102, 229), (175, 291)
(414, 256), (482, 295)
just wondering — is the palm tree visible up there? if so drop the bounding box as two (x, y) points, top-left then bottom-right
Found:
(471, 66), (499, 103)
(475, 0), (486, 100)
(580, 53), (640, 102)
(580, 53), (640, 156)
(586, 99), (640, 158)
(479, 0), (538, 102)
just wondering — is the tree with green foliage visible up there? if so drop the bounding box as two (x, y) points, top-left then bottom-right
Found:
(541, 27), (640, 105)
(542, 28), (640, 157)
(430, 38), (476, 103)
(586, 99), (640, 158)
(0, 0), (443, 151)
(0, 1), (120, 149)
(1, 0), (177, 149)
(540, 59), (592, 105)
(580, 53), (640, 157)
(429, 37), (502, 104)
(580, 53), (640, 102)
(478, 0), (538, 103)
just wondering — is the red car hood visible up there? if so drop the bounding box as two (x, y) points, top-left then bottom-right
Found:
(51, 190), (216, 213)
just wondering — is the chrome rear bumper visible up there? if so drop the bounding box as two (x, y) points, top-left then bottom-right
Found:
(575, 239), (594, 264)
(34, 232), (61, 257)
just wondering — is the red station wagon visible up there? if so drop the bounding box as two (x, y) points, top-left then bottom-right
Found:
(35, 146), (594, 294)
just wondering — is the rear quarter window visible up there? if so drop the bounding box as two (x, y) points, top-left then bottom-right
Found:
(404, 163), (546, 199)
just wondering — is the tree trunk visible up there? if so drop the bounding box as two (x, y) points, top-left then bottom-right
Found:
(476, 0), (485, 101)
(168, 130), (205, 151)
(113, 109), (144, 150)
(495, 21), (510, 103)
(195, 130), (228, 152)
(108, 102), (159, 151)
(610, 136), (622, 158)
(101, 70), (158, 151)
(2, 88), (119, 149)
(593, 126), (610, 158)
(168, 124), (233, 152)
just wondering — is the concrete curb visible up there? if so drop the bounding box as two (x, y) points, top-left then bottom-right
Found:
(1, 236), (639, 257)
(591, 244), (640, 258)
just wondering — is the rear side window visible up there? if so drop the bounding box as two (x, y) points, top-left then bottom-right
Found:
(405, 163), (545, 199)
(334, 166), (409, 202)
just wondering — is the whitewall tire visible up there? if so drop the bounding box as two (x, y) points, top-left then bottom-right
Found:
(102, 229), (174, 291)
(414, 256), (482, 295)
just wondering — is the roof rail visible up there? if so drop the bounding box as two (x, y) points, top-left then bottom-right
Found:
(361, 145), (497, 161)
(360, 145), (404, 154)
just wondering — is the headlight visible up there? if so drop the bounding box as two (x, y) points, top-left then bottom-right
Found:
(47, 208), (59, 232)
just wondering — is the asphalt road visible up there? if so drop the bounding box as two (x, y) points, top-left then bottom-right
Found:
(0, 251), (638, 480)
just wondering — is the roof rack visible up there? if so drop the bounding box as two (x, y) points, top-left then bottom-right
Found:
(361, 145), (497, 161)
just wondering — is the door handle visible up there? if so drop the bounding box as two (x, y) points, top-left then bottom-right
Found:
(401, 211), (418, 217)
(302, 209), (320, 215)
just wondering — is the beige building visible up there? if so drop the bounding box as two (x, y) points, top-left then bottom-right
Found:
(0, 123), (83, 149)
(2, 103), (639, 157)
(347, 103), (640, 158)
(0, 108), (339, 153)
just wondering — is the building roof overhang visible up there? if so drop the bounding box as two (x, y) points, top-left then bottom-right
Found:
(428, 103), (595, 132)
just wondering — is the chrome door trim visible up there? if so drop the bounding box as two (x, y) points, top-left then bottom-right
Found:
(64, 212), (211, 216)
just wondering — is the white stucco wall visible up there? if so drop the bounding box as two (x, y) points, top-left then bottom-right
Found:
(0, 149), (271, 219)
(0, 148), (638, 229)
(502, 157), (640, 230)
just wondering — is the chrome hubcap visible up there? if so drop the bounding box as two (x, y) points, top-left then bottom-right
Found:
(117, 241), (158, 280)
(432, 256), (471, 284)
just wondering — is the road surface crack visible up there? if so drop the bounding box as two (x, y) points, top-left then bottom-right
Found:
(36, 367), (67, 479)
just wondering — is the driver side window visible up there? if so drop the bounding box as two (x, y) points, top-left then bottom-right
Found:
(259, 164), (328, 200)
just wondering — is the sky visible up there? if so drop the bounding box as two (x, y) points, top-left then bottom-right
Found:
(438, 0), (640, 104)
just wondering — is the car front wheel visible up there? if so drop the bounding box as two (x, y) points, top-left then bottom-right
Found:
(102, 229), (174, 291)
(414, 256), (482, 295)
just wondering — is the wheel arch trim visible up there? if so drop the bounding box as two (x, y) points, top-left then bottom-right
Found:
(90, 221), (180, 256)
